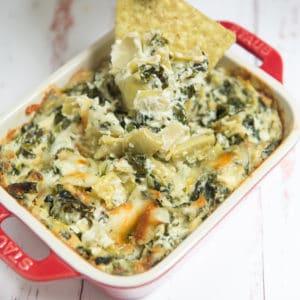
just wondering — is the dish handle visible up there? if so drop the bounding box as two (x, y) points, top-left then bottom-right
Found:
(0, 203), (80, 281)
(220, 21), (283, 83)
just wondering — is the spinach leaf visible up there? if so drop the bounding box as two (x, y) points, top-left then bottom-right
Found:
(173, 103), (187, 124)
(53, 107), (71, 132)
(139, 64), (168, 89)
(190, 174), (229, 205)
(95, 256), (112, 265)
(126, 153), (147, 178)
(243, 115), (260, 140)
(263, 141), (280, 157)
(45, 184), (94, 225)
(228, 134), (243, 145)
(76, 246), (91, 259)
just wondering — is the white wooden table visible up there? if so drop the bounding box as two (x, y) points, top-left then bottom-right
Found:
(0, 1), (299, 299)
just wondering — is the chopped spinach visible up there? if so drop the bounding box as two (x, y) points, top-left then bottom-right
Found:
(191, 182), (206, 202)
(60, 231), (71, 240)
(45, 184), (94, 224)
(228, 134), (243, 145)
(99, 121), (111, 130)
(65, 81), (106, 103)
(216, 97), (245, 120)
(44, 194), (54, 204)
(147, 174), (171, 195)
(149, 33), (168, 50)
(173, 103), (187, 124)
(242, 115), (255, 130)
(76, 246), (91, 259)
(135, 111), (153, 128)
(106, 79), (121, 99)
(98, 211), (109, 223)
(263, 141), (280, 157)
(220, 79), (233, 96)
(216, 104), (228, 119)
(147, 174), (161, 190)
(180, 85), (196, 98)
(243, 115), (260, 140)
(125, 122), (137, 132)
(46, 132), (55, 148)
(228, 97), (245, 113)
(126, 153), (147, 178)
(258, 96), (267, 112)
(54, 107), (71, 132)
(190, 174), (229, 205)
(192, 62), (207, 73)
(139, 64), (168, 89)
(17, 147), (36, 159)
(17, 123), (44, 157)
(242, 88), (248, 96)
(95, 256), (112, 265)
(9, 163), (24, 176)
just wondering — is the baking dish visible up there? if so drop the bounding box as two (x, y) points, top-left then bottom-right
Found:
(0, 21), (299, 299)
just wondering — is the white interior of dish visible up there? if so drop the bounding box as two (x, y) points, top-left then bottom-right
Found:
(0, 31), (299, 288)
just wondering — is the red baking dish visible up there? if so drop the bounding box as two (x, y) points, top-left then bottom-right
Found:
(0, 22), (299, 299)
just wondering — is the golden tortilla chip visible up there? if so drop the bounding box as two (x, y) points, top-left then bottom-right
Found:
(115, 0), (235, 69)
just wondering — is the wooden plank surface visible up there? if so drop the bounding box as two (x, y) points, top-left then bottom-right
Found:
(0, 0), (299, 299)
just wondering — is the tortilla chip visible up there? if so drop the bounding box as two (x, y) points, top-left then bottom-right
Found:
(115, 0), (235, 69)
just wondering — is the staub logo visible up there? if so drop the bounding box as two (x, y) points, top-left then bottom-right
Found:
(0, 235), (34, 271)
(0, 212), (34, 272)
(228, 23), (272, 57)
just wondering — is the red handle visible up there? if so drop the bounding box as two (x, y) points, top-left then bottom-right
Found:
(220, 21), (283, 83)
(0, 203), (79, 281)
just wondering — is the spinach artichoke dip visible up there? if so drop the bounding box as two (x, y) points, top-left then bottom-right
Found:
(0, 32), (282, 275)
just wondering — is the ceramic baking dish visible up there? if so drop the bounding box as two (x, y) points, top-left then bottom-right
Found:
(0, 22), (299, 299)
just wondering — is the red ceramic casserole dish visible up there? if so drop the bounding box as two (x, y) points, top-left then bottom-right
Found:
(0, 22), (299, 299)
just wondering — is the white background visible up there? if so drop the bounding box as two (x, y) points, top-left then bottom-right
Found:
(0, 0), (299, 299)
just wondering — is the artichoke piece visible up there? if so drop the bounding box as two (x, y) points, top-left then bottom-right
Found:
(116, 74), (148, 110)
(111, 33), (141, 70)
(61, 97), (79, 116)
(171, 133), (215, 160)
(134, 89), (170, 112)
(159, 120), (190, 151)
(95, 136), (125, 159)
(125, 128), (162, 156)
(93, 172), (127, 209)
